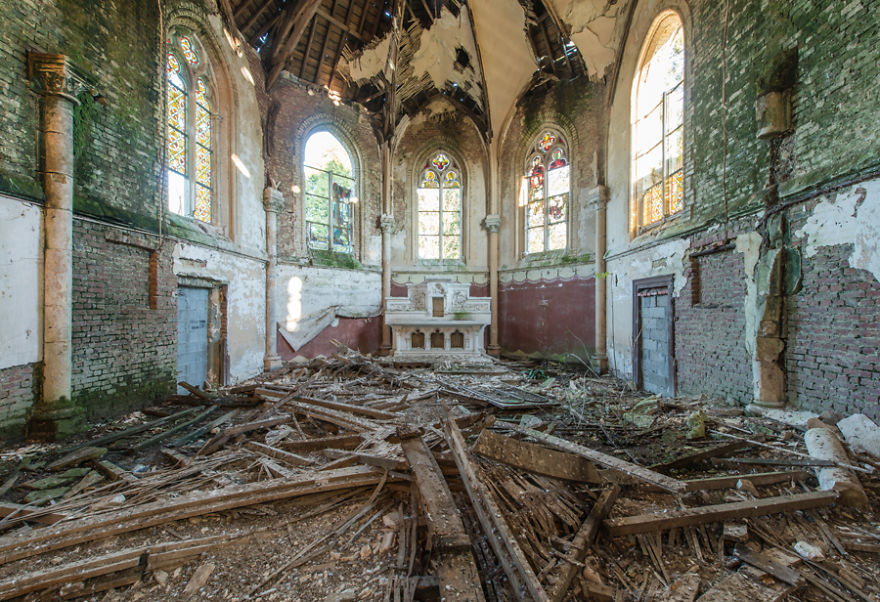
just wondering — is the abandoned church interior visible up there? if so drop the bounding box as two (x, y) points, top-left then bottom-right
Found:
(1, 0), (880, 599)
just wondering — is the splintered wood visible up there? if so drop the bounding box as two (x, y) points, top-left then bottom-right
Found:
(0, 349), (876, 601)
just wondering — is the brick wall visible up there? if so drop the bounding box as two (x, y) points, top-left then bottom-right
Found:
(675, 247), (752, 404)
(0, 363), (38, 441)
(71, 219), (176, 418)
(785, 242), (880, 422)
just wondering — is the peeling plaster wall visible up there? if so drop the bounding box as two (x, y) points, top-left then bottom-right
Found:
(548, 0), (632, 80)
(173, 243), (266, 382)
(0, 196), (42, 370)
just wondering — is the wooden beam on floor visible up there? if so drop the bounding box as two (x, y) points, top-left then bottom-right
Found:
(472, 429), (602, 483)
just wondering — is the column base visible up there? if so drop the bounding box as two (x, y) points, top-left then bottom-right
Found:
(263, 355), (283, 371)
(594, 353), (609, 374)
(486, 344), (501, 357)
(28, 399), (86, 441)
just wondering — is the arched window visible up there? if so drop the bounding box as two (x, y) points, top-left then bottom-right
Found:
(304, 131), (355, 253)
(166, 30), (216, 223)
(632, 12), (684, 228)
(525, 131), (569, 254)
(417, 151), (462, 260)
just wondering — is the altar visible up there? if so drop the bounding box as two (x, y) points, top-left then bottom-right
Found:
(385, 280), (492, 364)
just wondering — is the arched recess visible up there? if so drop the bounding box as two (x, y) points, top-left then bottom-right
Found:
(294, 116), (363, 258)
(161, 7), (238, 238)
(606, 0), (693, 242)
(409, 143), (470, 264)
(515, 124), (575, 257)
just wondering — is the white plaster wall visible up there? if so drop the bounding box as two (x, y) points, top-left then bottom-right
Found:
(604, 238), (689, 379)
(172, 242), (266, 382)
(0, 195), (42, 370)
(795, 178), (880, 284)
(548, 0), (630, 80)
(275, 264), (381, 334)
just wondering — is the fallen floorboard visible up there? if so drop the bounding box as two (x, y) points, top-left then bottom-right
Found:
(444, 408), (550, 601)
(603, 491), (838, 537)
(507, 424), (687, 493)
(472, 429), (602, 484)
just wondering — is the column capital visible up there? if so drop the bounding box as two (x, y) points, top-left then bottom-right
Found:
(484, 214), (501, 233)
(585, 185), (609, 211)
(380, 213), (395, 232)
(263, 186), (285, 213)
(28, 53), (89, 103)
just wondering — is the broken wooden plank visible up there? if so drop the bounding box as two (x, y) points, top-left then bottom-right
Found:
(650, 441), (748, 472)
(199, 415), (294, 455)
(89, 459), (138, 483)
(170, 409), (238, 448)
(663, 572), (700, 602)
(548, 484), (620, 602)
(244, 441), (313, 466)
(603, 491), (838, 537)
(732, 545), (804, 586)
(0, 466), (394, 565)
(714, 456), (836, 468)
(178, 381), (213, 400)
(132, 406), (215, 450)
(47, 446), (107, 471)
(696, 569), (794, 602)
(259, 391), (398, 420)
(284, 399), (381, 432)
(322, 448), (402, 471)
(473, 429), (602, 484)
(0, 503), (67, 526)
(444, 408), (550, 601)
(401, 434), (485, 601)
(684, 470), (809, 492)
(281, 434), (364, 453)
(57, 407), (203, 454)
(507, 424), (687, 493)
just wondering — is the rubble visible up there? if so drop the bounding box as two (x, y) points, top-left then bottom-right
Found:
(0, 347), (878, 601)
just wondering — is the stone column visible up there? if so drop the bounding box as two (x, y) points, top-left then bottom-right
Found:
(590, 186), (609, 373)
(27, 53), (87, 439)
(485, 139), (501, 356)
(379, 141), (393, 354)
(263, 186), (284, 371)
(485, 214), (501, 356)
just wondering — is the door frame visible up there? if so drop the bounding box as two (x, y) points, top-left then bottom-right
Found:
(632, 275), (675, 395)
(177, 277), (228, 388)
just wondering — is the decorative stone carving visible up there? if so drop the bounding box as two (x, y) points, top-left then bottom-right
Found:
(380, 214), (395, 232)
(484, 214), (501, 233)
(28, 53), (88, 102)
(263, 186), (285, 214)
(385, 279), (492, 364)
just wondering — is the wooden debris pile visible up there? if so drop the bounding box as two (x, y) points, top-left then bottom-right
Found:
(0, 350), (878, 601)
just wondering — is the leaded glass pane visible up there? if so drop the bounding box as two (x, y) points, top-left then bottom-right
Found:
(431, 152), (450, 172)
(667, 171), (684, 213)
(168, 84), (186, 131)
(196, 144), (211, 186)
(442, 189), (460, 213)
(527, 200), (544, 229)
(419, 211), (440, 235)
(196, 105), (211, 150)
(538, 132), (556, 152)
(419, 235), (440, 259)
(548, 148), (566, 169)
(645, 183), (663, 224)
(442, 210), (460, 236)
(167, 127), (186, 174)
(166, 53), (186, 89)
(167, 169), (185, 215)
(442, 236), (460, 259)
(194, 184), (211, 222)
(548, 194), (566, 223)
(548, 222), (566, 250)
(527, 227), (544, 254)
(547, 165), (569, 197)
(179, 35), (199, 66)
(418, 188), (440, 212)
(196, 78), (210, 109)
(305, 167), (329, 197)
(443, 170), (461, 188)
(421, 170), (439, 188)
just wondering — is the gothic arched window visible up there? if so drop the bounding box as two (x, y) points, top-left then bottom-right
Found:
(166, 30), (216, 223)
(632, 12), (684, 228)
(525, 131), (569, 254)
(417, 151), (462, 260)
(304, 131), (355, 253)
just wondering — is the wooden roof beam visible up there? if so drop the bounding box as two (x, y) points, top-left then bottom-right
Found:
(267, 0), (324, 89)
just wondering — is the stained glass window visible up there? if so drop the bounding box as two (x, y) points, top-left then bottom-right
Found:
(632, 12), (684, 228)
(165, 32), (215, 224)
(418, 151), (462, 260)
(525, 132), (568, 254)
(304, 131), (355, 253)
